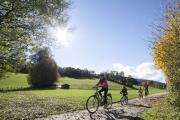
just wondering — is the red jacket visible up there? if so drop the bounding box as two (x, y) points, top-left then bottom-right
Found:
(96, 79), (108, 88)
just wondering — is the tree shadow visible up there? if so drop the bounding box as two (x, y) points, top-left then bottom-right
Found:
(0, 87), (57, 93)
(90, 108), (144, 120)
(106, 109), (144, 120)
(128, 103), (152, 108)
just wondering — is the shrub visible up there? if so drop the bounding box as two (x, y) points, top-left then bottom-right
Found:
(28, 48), (58, 88)
(61, 84), (70, 89)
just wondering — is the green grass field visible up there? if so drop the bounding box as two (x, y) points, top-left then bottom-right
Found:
(140, 97), (180, 120)
(0, 73), (132, 90)
(0, 73), (166, 119)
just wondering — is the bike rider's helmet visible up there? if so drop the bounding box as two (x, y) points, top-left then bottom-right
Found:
(99, 73), (105, 79)
(122, 85), (126, 89)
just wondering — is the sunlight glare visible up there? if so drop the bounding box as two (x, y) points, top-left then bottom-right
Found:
(49, 26), (72, 47)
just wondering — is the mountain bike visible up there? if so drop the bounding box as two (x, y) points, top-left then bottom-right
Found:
(86, 87), (112, 114)
(120, 94), (128, 105)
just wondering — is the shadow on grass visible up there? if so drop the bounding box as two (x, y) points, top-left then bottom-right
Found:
(0, 87), (58, 93)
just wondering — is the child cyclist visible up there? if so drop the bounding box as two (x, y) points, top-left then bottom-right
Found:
(120, 85), (128, 98)
(138, 86), (143, 99)
(144, 82), (149, 97)
(94, 74), (109, 107)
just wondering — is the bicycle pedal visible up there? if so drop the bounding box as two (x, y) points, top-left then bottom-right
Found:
(104, 104), (108, 109)
(100, 103), (104, 106)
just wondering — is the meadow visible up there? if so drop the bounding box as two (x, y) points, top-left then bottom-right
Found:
(140, 97), (180, 120)
(0, 73), (166, 119)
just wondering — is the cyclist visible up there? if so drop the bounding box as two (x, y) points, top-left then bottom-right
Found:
(94, 74), (109, 107)
(138, 86), (143, 99)
(144, 82), (149, 97)
(120, 85), (128, 99)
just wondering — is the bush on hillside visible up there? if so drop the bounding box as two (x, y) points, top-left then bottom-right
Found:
(28, 48), (58, 88)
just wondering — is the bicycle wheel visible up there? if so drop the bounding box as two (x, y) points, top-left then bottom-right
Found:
(86, 95), (99, 114)
(120, 96), (125, 105)
(107, 94), (112, 108)
(124, 96), (128, 105)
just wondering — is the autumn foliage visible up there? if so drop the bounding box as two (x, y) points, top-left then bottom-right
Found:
(152, 1), (180, 114)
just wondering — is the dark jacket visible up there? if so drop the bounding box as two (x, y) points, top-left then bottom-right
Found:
(121, 88), (127, 95)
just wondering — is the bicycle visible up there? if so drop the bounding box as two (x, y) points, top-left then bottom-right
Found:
(86, 87), (112, 114)
(139, 92), (143, 99)
(120, 94), (128, 105)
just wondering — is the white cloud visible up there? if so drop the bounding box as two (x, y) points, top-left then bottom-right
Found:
(112, 62), (166, 83)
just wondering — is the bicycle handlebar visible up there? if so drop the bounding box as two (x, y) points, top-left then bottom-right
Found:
(92, 86), (98, 89)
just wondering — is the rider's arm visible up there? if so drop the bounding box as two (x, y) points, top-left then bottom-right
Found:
(120, 89), (122, 94)
(96, 80), (101, 87)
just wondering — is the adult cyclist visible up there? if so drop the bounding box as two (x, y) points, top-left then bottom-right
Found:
(94, 74), (109, 107)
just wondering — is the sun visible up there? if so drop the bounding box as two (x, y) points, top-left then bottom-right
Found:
(56, 28), (69, 42)
(48, 26), (72, 47)
(55, 27), (71, 46)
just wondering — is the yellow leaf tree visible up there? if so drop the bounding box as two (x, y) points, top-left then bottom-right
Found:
(152, 1), (180, 113)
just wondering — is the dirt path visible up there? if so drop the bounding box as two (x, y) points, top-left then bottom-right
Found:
(37, 93), (166, 120)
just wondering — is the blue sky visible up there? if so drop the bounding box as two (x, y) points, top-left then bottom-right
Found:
(52, 0), (168, 82)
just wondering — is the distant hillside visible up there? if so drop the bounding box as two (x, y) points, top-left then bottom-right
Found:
(135, 78), (166, 89)
(107, 75), (166, 89)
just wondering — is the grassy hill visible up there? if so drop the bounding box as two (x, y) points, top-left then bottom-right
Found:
(0, 73), (166, 119)
(58, 77), (128, 90)
(0, 73), (131, 90)
(0, 73), (29, 89)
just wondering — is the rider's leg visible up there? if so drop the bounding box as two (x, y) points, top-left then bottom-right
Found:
(125, 94), (128, 100)
(145, 89), (148, 96)
(123, 94), (127, 100)
(98, 88), (104, 98)
(104, 88), (108, 104)
(145, 89), (149, 97)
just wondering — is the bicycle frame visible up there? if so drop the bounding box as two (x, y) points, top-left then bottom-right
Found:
(93, 87), (103, 102)
(86, 87), (112, 113)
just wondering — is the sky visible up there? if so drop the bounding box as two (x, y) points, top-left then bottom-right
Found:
(51, 0), (168, 83)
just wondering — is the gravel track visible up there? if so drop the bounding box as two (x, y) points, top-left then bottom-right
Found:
(36, 93), (166, 120)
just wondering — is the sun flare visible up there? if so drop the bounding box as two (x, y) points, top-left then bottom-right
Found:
(48, 26), (72, 47)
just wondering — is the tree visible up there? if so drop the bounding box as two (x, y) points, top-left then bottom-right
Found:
(119, 71), (125, 77)
(148, 81), (154, 87)
(58, 67), (95, 78)
(152, 0), (180, 115)
(19, 62), (31, 74)
(107, 71), (115, 81)
(118, 71), (125, 83)
(28, 48), (58, 88)
(126, 75), (137, 87)
(0, 0), (70, 78)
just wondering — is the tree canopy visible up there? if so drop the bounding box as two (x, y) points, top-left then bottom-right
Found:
(0, 0), (70, 77)
(58, 67), (96, 78)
